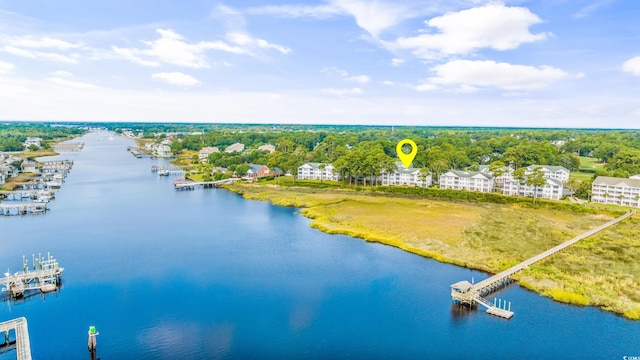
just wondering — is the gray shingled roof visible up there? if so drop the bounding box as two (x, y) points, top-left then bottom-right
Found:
(526, 165), (569, 172)
(446, 170), (493, 179)
(593, 176), (640, 188)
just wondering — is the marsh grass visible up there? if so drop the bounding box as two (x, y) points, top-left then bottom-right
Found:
(225, 183), (640, 319)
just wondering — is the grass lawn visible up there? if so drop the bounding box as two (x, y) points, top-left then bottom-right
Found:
(225, 182), (640, 319)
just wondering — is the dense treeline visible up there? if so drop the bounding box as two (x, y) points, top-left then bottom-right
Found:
(0, 123), (84, 151)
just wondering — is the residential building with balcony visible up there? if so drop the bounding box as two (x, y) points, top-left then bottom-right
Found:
(591, 176), (640, 208)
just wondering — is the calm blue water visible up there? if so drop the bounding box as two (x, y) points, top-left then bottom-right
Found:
(0, 131), (638, 359)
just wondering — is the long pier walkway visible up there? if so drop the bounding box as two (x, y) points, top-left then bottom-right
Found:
(0, 317), (31, 360)
(174, 178), (238, 190)
(451, 210), (636, 319)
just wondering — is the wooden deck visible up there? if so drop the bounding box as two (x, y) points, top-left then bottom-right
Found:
(0, 317), (31, 360)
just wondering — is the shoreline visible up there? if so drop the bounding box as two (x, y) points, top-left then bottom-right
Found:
(223, 182), (640, 320)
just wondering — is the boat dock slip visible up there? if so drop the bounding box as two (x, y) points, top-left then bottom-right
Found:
(53, 143), (84, 152)
(150, 165), (184, 176)
(1, 254), (64, 299)
(0, 317), (31, 360)
(173, 178), (238, 190)
(0, 203), (48, 216)
(451, 210), (636, 319)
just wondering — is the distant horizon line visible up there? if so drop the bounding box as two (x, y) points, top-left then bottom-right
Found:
(1, 120), (639, 131)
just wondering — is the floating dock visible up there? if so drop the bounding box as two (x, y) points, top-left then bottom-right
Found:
(0, 203), (48, 216)
(0, 317), (31, 360)
(451, 210), (636, 319)
(1, 254), (64, 299)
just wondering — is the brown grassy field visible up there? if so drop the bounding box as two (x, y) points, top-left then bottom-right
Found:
(226, 182), (640, 319)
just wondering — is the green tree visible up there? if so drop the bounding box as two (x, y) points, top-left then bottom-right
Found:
(488, 160), (506, 192)
(525, 167), (547, 203)
(513, 167), (527, 199)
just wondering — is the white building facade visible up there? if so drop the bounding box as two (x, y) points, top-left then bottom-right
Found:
(439, 171), (494, 192)
(297, 163), (340, 181)
(525, 165), (570, 183)
(381, 162), (431, 188)
(591, 176), (640, 208)
(502, 178), (564, 200)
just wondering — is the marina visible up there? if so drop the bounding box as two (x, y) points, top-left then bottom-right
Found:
(53, 143), (84, 152)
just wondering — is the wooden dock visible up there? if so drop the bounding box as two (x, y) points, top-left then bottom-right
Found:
(451, 210), (636, 319)
(0, 203), (48, 216)
(1, 254), (64, 298)
(151, 165), (184, 176)
(53, 143), (84, 152)
(174, 178), (238, 190)
(0, 317), (31, 360)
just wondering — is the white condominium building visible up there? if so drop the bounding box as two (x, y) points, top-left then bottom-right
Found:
(592, 176), (640, 208)
(297, 163), (340, 181)
(439, 171), (494, 193)
(381, 162), (431, 188)
(503, 178), (564, 200)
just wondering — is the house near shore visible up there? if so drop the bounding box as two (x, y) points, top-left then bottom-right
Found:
(225, 143), (245, 153)
(381, 162), (431, 188)
(0, 165), (18, 178)
(591, 176), (640, 208)
(439, 171), (494, 192)
(24, 137), (42, 148)
(21, 161), (39, 173)
(198, 147), (220, 162)
(245, 164), (271, 179)
(297, 163), (340, 181)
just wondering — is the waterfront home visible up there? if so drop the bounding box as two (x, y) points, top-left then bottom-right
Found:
(198, 147), (220, 161)
(245, 164), (271, 179)
(24, 137), (42, 148)
(502, 177), (564, 200)
(0, 165), (18, 178)
(297, 163), (340, 181)
(258, 144), (276, 153)
(525, 165), (570, 183)
(381, 162), (431, 188)
(21, 161), (39, 173)
(439, 171), (494, 192)
(591, 176), (640, 208)
(155, 144), (172, 158)
(225, 143), (245, 153)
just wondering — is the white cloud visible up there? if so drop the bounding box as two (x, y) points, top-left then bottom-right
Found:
(573, 0), (614, 19)
(247, 4), (343, 19)
(0, 60), (15, 74)
(112, 46), (160, 67)
(391, 58), (404, 67)
(47, 77), (100, 89)
(330, 0), (414, 37)
(152, 72), (201, 87)
(50, 70), (74, 78)
(322, 87), (363, 95)
(2, 45), (78, 63)
(381, 80), (394, 86)
(412, 83), (439, 92)
(427, 60), (569, 90)
(2, 35), (82, 50)
(226, 32), (291, 54)
(322, 66), (348, 77)
(389, 3), (548, 59)
(114, 28), (289, 68)
(622, 56), (640, 76)
(346, 75), (370, 83)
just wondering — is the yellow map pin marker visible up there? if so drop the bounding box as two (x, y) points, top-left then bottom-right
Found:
(396, 139), (417, 168)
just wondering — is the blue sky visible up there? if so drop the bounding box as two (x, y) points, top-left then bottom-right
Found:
(0, 0), (639, 128)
